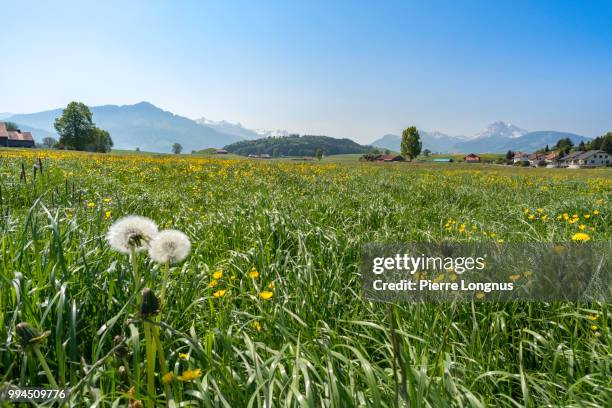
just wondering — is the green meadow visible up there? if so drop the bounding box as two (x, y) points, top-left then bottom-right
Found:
(0, 149), (610, 407)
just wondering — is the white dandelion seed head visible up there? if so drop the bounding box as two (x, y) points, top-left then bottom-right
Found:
(149, 229), (191, 264)
(106, 216), (159, 254)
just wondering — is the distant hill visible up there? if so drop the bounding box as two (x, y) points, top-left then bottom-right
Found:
(224, 135), (372, 156)
(372, 131), (469, 153)
(6, 102), (242, 153)
(501, 131), (592, 152)
(372, 122), (592, 153)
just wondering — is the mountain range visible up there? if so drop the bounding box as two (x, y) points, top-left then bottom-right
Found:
(371, 122), (593, 153)
(4, 102), (595, 154)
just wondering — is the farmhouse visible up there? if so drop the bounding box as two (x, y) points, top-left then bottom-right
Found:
(463, 153), (480, 163)
(512, 152), (529, 164)
(528, 153), (545, 167)
(377, 154), (405, 162)
(0, 122), (35, 148)
(559, 150), (610, 168)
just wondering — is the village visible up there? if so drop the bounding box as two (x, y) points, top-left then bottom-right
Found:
(359, 150), (611, 168)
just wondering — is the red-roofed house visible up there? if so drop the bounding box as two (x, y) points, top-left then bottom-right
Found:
(463, 153), (480, 163)
(0, 122), (35, 148)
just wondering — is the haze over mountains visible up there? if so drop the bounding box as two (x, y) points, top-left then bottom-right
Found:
(371, 122), (592, 153)
(5, 102), (594, 154)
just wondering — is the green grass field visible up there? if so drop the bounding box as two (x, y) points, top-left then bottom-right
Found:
(0, 149), (610, 407)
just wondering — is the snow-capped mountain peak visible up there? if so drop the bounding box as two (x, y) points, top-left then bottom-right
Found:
(473, 121), (528, 139)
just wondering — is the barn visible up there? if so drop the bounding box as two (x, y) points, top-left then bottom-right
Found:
(0, 122), (36, 148)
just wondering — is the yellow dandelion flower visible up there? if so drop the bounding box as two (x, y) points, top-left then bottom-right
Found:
(578, 224), (586, 230)
(208, 280), (218, 288)
(252, 320), (262, 331)
(162, 372), (174, 384)
(259, 291), (273, 300)
(87, 202), (95, 208)
(562, 213), (569, 220)
(527, 214), (535, 220)
(523, 208), (529, 214)
(178, 353), (189, 360)
(590, 325), (598, 331)
(249, 268), (259, 279)
(105, 211), (111, 219)
(523, 270), (533, 277)
(475, 292), (485, 300)
(541, 215), (548, 221)
(268, 282), (275, 289)
(212, 270), (223, 279)
(177, 368), (202, 381)
(213, 289), (227, 298)
(571, 232), (590, 241)
(433, 274), (444, 283)
(583, 214), (590, 219)
(103, 197), (111, 203)
(509, 274), (521, 282)
(588, 314), (598, 321)
(536, 208), (544, 213)
(572, 214), (579, 219)
(593, 210), (600, 215)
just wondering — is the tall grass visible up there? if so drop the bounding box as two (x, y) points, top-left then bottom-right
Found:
(0, 149), (610, 406)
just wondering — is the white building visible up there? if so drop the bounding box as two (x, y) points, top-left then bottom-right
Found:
(560, 150), (610, 168)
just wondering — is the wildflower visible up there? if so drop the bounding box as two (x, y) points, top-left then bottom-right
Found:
(252, 320), (262, 331)
(584, 214), (591, 219)
(593, 210), (600, 215)
(103, 197), (111, 203)
(523, 208), (529, 214)
(106, 216), (158, 254)
(509, 274), (521, 282)
(139, 288), (160, 318)
(527, 214), (535, 220)
(178, 352), (189, 360)
(590, 325), (598, 331)
(177, 368), (202, 381)
(433, 274), (444, 283)
(562, 213), (569, 220)
(162, 372), (174, 384)
(588, 314), (598, 321)
(213, 289), (227, 298)
(149, 229), (191, 264)
(268, 282), (275, 289)
(208, 280), (219, 288)
(259, 291), (273, 300)
(105, 211), (112, 219)
(571, 232), (590, 242)
(523, 270), (533, 277)
(249, 268), (259, 279)
(475, 292), (485, 300)
(536, 208), (544, 213)
(578, 224), (586, 230)
(87, 202), (95, 208)
(212, 270), (223, 279)
(596, 199), (604, 205)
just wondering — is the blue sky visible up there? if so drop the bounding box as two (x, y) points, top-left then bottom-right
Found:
(1, 0), (611, 142)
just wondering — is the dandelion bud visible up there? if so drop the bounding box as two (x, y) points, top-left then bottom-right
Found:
(117, 365), (128, 383)
(15, 322), (50, 351)
(140, 288), (160, 318)
(114, 335), (128, 359)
